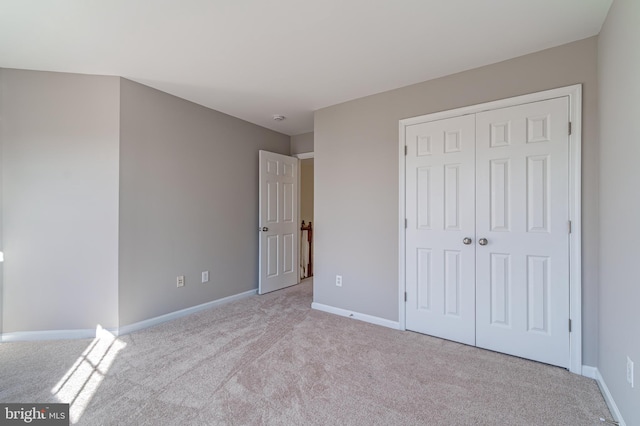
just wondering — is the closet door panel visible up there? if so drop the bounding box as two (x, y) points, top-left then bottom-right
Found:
(405, 114), (476, 345)
(475, 97), (570, 368)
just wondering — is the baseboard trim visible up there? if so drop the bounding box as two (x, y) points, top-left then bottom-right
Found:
(582, 365), (598, 379)
(117, 289), (257, 336)
(1, 289), (258, 342)
(311, 302), (401, 330)
(1, 328), (100, 342)
(584, 366), (627, 426)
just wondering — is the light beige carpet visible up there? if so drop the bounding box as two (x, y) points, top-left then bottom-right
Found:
(0, 281), (612, 425)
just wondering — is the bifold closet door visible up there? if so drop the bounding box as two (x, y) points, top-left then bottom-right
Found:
(405, 114), (476, 346)
(475, 98), (570, 368)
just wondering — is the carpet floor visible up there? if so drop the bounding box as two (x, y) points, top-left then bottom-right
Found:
(0, 280), (612, 425)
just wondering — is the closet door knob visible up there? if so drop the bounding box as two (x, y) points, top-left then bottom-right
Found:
(261, 227), (269, 232)
(463, 238), (472, 245)
(478, 238), (488, 246)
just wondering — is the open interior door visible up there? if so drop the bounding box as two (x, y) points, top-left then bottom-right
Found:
(259, 150), (299, 294)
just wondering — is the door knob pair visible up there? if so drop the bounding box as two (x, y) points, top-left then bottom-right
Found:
(463, 238), (488, 245)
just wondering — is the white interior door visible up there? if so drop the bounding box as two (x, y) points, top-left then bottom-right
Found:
(259, 150), (299, 294)
(475, 98), (570, 367)
(405, 114), (477, 346)
(404, 96), (571, 368)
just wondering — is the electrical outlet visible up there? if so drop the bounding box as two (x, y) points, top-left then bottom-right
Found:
(336, 275), (342, 287)
(177, 275), (185, 288)
(202, 271), (209, 283)
(627, 356), (634, 388)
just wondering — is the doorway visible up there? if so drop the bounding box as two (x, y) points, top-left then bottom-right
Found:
(298, 153), (314, 281)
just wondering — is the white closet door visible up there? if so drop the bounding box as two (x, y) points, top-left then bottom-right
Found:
(475, 98), (570, 367)
(405, 115), (476, 345)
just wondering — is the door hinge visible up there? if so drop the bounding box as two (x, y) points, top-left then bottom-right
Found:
(405, 218), (407, 229)
(404, 145), (408, 156)
(404, 292), (407, 302)
(568, 220), (572, 234)
(569, 319), (572, 333)
(568, 122), (572, 136)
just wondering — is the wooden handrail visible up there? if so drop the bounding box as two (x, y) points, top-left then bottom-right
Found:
(301, 221), (313, 278)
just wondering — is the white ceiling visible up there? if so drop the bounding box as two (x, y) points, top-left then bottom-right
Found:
(0, 0), (612, 136)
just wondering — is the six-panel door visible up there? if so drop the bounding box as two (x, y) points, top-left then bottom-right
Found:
(259, 150), (298, 294)
(405, 97), (571, 368)
(405, 115), (477, 346)
(475, 98), (570, 367)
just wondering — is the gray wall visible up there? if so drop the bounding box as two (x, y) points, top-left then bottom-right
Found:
(118, 79), (290, 325)
(0, 69), (120, 332)
(291, 132), (314, 155)
(314, 37), (600, 365)
(598, 0), (640, 423)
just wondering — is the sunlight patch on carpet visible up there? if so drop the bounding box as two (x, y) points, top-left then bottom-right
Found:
(51, 325), (126, 424)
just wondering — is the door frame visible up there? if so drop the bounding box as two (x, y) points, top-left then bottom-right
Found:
(398, 84), (583, 374)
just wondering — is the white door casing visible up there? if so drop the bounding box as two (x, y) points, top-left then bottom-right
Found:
(475, 98), (570, 368)
(405, 114), (476, 345)
(259, 150), (299, 294)
(399, 86), (582, 373)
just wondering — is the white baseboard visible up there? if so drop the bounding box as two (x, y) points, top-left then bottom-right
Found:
(311, 302), (401, 330)
(117, 289), (257, 336)
(1, 289), (257, 342)
(583, 365), (627, 426)
(582, 365), (598, 379)
(1, 328), (100, 342)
